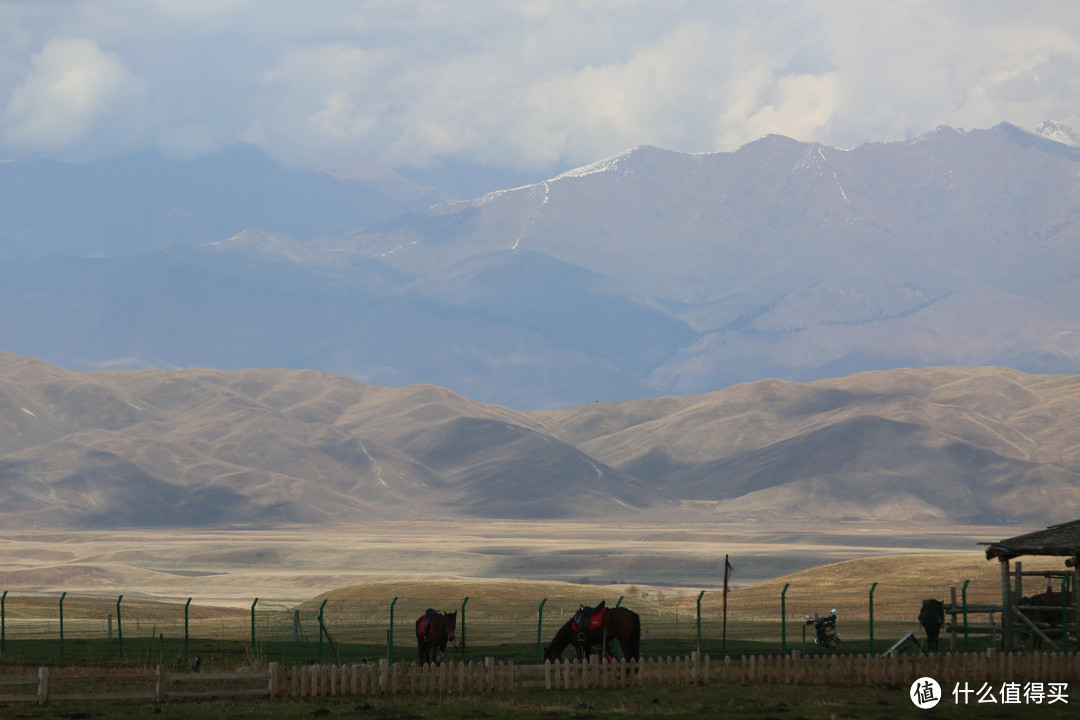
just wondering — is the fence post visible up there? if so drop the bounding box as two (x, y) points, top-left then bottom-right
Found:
(38, 666), (48, 705)
(949, 586), (958, 651)
(59, 592), (66, 660)
(460, 596), (469, 660)
(116, 595), (124, 659)
(318, 598), (331, 664)
(251, 598), (259, 658)
(184, 598), (192, 662)
(695, 590), (705, 654)
(388, 597), (398, 664)
(1, 590), (6, 655)
(1001, 560), (1014, 652)
(616, 596), (624, 607)
(1061, 574), (1070, 653)
(961, 580), (970, 652)
(780, 583), (790, 657)
(536, 598), (548, 665)
(868, 582), (878, 656)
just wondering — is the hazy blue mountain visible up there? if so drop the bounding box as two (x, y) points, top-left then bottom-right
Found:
(3, 123), (1080, 409)
(0, 144), (447, 258)
(0, 232), (663, 408)
(347, 122), (1080, 400)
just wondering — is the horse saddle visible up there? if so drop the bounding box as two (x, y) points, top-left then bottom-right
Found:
(419, 608), (439, 637)
(572, 601), (607, 633)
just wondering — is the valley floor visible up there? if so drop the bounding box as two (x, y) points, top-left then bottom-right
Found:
(0, 519), (1031, 606)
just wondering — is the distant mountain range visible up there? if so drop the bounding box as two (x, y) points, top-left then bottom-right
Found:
(2, 351), (1078, 529)
(2, 122), (1080, 409)
(0, 144), (448, 258)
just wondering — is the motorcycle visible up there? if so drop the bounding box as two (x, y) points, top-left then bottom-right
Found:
(804, 609), (840, 648)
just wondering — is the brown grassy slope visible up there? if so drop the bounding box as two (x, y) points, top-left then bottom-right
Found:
(300, 552), (1070, 635)
(536, 368), (1078, 468)
(534, 367), (1080, 523)
(0, 352), (658, 528)
(3, 351), (1080, 528)
(0, 356), (446, 527)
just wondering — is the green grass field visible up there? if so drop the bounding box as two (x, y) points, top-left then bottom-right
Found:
(1, 620), (1012, 671)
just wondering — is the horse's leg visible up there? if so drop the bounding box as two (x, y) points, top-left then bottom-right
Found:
(419, 633), (431, 665)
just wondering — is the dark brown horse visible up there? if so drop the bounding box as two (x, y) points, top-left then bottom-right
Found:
(1023, 590), (1071, 625)
(415, 609), (457, 665)
(542, 605), (640, 662)
(918, 599), (945, 652)
(1019, 590), (1072, 647)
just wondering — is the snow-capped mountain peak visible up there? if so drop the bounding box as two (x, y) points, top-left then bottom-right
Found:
(1033, 120), (1080, 148)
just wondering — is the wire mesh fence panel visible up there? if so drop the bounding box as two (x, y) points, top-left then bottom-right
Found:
(1, 565), (1073, 668)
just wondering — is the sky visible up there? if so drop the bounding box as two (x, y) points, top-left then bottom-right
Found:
(2, 0), (1079, 196)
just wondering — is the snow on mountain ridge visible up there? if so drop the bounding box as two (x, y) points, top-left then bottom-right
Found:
(462, 122), (1077, 209)
(556, 146), (645, 179)
(1034, 120), (1080, 148)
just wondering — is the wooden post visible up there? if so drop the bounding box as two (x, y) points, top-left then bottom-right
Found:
(269, 662), (279, 698)
(156, 664), (165, 702)
(1001, 559), (1014, 652)
(949, 586), (958, 650)
(38, 667), (48, 706)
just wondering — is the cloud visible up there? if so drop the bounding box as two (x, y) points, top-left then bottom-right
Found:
(3, 38), (145, 154)
(0, 1), (1078, 177)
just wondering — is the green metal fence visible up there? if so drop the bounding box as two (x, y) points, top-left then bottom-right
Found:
(3, 571), (1066, 668)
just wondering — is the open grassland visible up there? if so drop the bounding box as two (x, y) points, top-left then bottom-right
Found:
(0, 519), (1025, 606)
(1, 520), (1069, 668)
(1, 521), (1075, 718)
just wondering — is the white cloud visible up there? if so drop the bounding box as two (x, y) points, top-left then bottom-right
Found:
(3, 37), (144, 153)
(0, 1), (1078, 175)
(743, 73), (840, 145)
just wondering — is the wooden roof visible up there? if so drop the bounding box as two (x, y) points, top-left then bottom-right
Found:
(983, 519), (1080, 561)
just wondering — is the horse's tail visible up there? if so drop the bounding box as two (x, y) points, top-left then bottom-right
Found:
(625, 610), (641, 660)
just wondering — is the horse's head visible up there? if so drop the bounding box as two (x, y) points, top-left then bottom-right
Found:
(444, 610), (457, 642)
(542, 645), (557, 663)
(918, 599), (944, 626)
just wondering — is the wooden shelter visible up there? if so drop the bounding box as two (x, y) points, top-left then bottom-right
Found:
(982, 519), (1080, 651)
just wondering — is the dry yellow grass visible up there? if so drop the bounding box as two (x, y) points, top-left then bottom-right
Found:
(0, 519), (1019, 607)
(1, 523), (1072, 652)
(0, 516), (1066, 653)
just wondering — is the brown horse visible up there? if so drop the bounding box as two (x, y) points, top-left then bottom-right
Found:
(415, 609), (457, 665)
(542, 605), (640, 662)
(918, 599), (945, 652)
(1019, 590), (1072, 647)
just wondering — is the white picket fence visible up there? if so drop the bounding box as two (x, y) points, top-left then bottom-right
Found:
(3, 650), (1079, 705)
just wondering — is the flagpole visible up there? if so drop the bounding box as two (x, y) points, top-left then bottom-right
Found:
(722, 554), (732, 652)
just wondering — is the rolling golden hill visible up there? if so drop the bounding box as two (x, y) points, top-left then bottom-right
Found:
(2, 350), (1079, 529)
